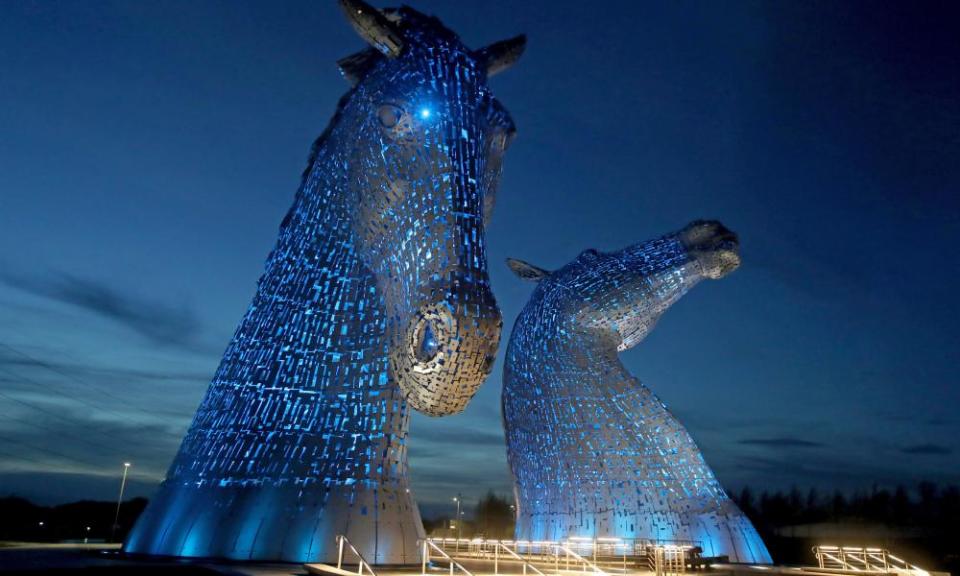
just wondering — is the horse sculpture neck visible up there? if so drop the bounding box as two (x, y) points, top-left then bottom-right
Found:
(125, 101), (424, 564)
(503, 228), (772, 564)
(126, 1), (525, 563)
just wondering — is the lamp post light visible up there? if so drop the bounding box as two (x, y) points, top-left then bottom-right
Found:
(84, 526), (91, 544)
(453, 494), (462, 552)
(111, 462), (131, 542)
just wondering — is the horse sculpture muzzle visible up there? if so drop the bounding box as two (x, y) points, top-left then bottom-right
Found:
(392, 280), (501, 416)
(679, 220), (741, 279)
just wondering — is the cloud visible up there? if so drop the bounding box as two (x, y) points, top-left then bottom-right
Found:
(738, 437), (824, 448)
(0, 352), (211, 385)
(411, 461), (514, 512)
(900, 443), (952, 456)
(1, 272), (200, 347)
(408, 425), (512, 509)
(0, 342), (211, 420)
(415, 429), (506, 449)
(722, 453), (894, 490)
(0, 399), (183, 477)
(0, 470), (162, 506)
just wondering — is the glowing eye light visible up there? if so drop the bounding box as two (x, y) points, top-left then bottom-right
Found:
(419, 108), (432, 119)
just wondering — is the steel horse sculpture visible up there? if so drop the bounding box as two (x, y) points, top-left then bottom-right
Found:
(502, 221), (773, 563)
(125, 1), (524, 563)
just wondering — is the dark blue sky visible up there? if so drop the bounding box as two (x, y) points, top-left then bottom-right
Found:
(1, 1), (957, 516)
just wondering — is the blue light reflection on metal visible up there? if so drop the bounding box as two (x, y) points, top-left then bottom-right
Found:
(124, 3), (523, 564)
(502, 221), (772, 564)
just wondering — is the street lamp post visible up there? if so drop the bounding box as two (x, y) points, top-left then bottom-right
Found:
(453, 494), (462, 552)
(111, 462), (131, 542)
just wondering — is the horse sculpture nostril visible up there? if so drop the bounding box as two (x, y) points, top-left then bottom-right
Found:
(415, 320), (440, 363)
(393, 293), (502, 415)
(722, 249), (742, 266)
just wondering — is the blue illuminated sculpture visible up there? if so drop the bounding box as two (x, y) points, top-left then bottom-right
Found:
(502, 221), (772, 563)
(125, 0), (524, 563)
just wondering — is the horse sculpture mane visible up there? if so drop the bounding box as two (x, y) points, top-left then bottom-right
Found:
(125, 0), (524, 563)
(502, 221), (772, 563)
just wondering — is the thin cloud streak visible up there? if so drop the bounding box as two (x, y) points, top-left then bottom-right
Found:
(738, 437), (824, 448)
(0, 271), (201, 347)
(0, 352), (212, 385)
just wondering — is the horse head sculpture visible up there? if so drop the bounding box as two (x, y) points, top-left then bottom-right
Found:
(509, 220), (740, 350)
(334, 0), (523, 415)
(503, 221), (772, 563)
(125, 1), (524, 563)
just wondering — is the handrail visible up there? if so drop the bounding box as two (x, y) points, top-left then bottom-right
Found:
(423, 539), (474, 576)
(648, 545), (689, 576)
(813, 546), (927, 575)
(493, 541), (547, 576)
(812, 546), (928, 575)
(336, 534), (378, 576)
(555, 543), (607, 575)
(425, 538), (610, 576)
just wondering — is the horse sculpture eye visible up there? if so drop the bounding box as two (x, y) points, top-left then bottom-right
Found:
(377, 104), (404, 128)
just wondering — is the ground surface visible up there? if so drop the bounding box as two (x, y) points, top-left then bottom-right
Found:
(0, 544), (305, 576)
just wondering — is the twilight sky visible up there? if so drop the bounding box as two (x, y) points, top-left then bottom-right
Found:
(0, 1), (958, 517)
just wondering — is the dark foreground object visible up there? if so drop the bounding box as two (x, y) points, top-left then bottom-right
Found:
(0, 545), (302, 576)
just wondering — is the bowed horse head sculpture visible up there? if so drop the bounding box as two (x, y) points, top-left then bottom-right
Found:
(507, 220), (740, 351)
(337, 0), (525, 415)
(125, 2), (524, 564)
(503, 220), (772, 563)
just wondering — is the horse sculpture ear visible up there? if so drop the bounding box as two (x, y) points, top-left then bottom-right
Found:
(339, 0), (404, 58)
(475, 35), (527, 77)
(338, 48), (383, 85)
(506, 258), (551, 282)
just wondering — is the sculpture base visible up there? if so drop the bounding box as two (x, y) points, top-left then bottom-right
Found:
(124, 481), (423, 564)
(516, 505), (772, 564)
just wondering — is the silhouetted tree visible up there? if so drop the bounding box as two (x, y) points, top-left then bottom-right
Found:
(736, 486), (756, 517)
(0, 496), (148, 542)
(473, 492), (514, 539)
(830, 490), (848, 519)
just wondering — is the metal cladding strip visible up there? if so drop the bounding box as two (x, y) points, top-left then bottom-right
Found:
(502, 220), (773, 564)
(125, 4), (523, 564)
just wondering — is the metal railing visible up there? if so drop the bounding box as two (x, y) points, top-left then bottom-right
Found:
(423, 538), (474, 576)
(334, 535), (378, 576)
(493, 540), (548, 576)
(456, 537), (697, 560)
(647, 545), (693, 576)
(560, 537), (699, 561)
(812, 546), (928, 574)
(424, 537), (716, 575)
(555, 542), (607, 575)
(426, 538), (607, 575)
